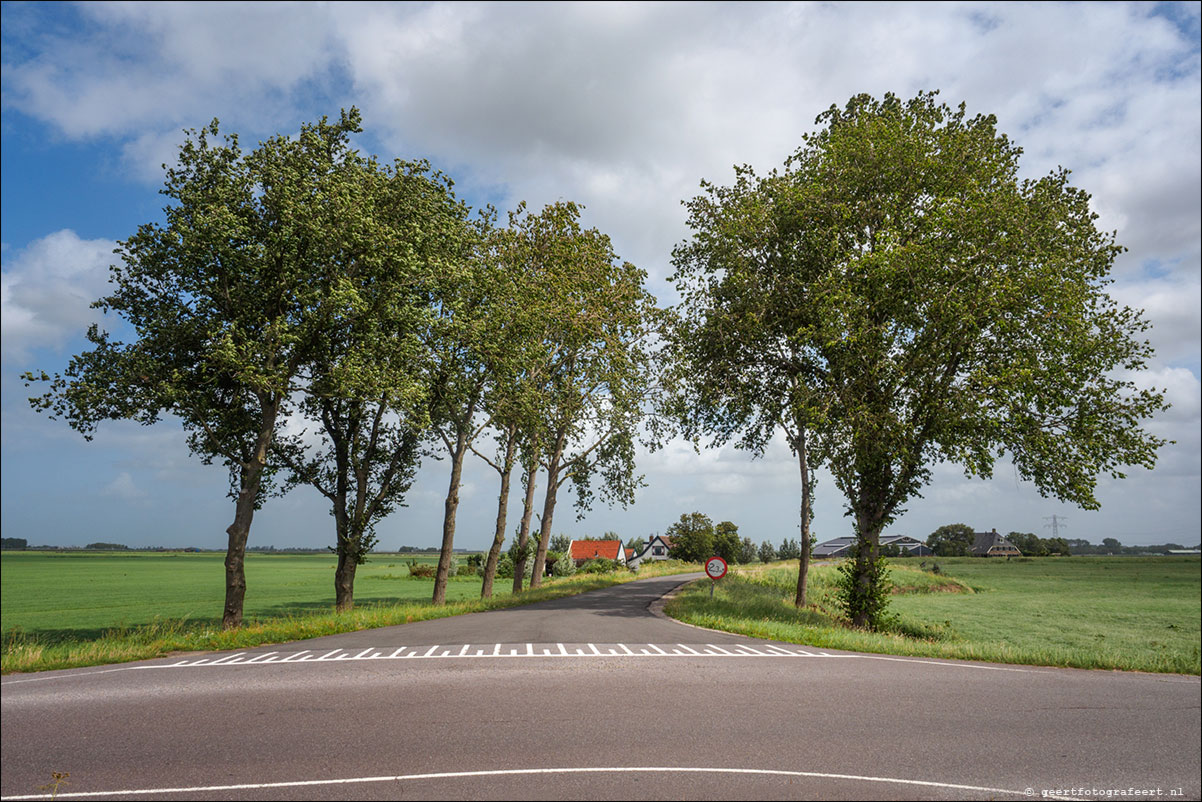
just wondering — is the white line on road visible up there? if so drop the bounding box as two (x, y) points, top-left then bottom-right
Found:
(0, 765), (1074, 800)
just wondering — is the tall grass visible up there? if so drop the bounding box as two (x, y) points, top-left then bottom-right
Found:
(665, 557), (1200, 675)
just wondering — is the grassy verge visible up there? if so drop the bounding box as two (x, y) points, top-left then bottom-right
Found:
(2, 561), (700, 674)
(664, 557), (1200, 675)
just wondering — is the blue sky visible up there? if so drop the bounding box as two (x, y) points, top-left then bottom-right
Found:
(2, 1), (1199, 551)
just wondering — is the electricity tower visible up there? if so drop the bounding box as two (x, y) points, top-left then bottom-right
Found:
(1043, 514), (1068, 538)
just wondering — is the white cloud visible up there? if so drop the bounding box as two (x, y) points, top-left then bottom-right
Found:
(101, 470), (146, 500)
(1, 229), (118, 365)
(2, 1), (1198, 548)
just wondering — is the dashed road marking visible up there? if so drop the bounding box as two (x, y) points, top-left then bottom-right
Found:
(152, 642), (833, 667)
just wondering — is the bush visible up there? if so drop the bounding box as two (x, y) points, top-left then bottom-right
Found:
(551, 551), (577, 577)
(495, 554), (515, 579)
(834, 542), (894, 630)
(456, 564), (477, 577)
(407, 559), (436, 578)
(580, 558), (620, 574)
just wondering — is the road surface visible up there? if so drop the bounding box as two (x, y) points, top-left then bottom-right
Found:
(2, 573), (1199, 800)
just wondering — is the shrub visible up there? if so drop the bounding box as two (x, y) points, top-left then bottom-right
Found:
(834, 542), (894, 630)
(407, 559), (436, 578)
(551, 551), (577, 577)
(580, 558), (620, 574)
(456, 564), (477, 577)
(495, 554), (515, 579)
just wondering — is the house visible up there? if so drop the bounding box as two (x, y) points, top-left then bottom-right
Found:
(628, 535), (673, 569)
(812, 534), (934, 558)
(971, 529), (1021, 557)
(569, 539), (627, 568)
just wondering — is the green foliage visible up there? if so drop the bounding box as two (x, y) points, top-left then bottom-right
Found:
(84, 543), (128, 551)
(549, 534), (572, 553)
(551, 551), (577, 577)
(927, 524), (975, 557)
(738, 536), (757, 565)
(713, 520), (742, 564)
(626, 536), (646, 554)
(665, 512), (716, 562)
(777, 538), (801, 561)
(757, 540), (777, 563)
(407, 559), (436, 578)
(835, 542), (894, 630)
(0, 539), (28, 550)
(672, 90), (1169, 628)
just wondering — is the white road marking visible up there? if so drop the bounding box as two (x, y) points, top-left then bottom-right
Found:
(3, 643), (1113, 684)
(0, 765), (1073, 800)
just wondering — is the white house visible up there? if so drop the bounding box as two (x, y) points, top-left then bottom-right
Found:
(628, 535), (673, 569)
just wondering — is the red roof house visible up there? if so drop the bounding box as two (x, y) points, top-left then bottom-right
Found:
(569, 539), (627, 566)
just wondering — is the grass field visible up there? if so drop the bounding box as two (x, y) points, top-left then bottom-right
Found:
(0, 551), (486, 639)
(664, 556), (1200, 675)
(0, 550), (701, 674)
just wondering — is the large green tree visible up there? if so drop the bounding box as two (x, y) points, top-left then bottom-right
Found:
(926, 523), (975, 557)
(25, 111), (371, 628)
(520, 203), (655, 589)
(669, 163), (827, 607)
(664, 512), (715, 563)
(746, 92), (1165, 627)
(277, 159), (471, 612)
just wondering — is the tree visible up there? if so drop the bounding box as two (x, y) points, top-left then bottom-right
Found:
(664, 512), (714, 562)
(1101, 537), (1122, 552)
(713, 520), (742, 564)
(738, 536), (757, 565)
(758, 540), (777, 563)
(777, 538), (801, 560)
(1007, 531), (1041, 555)
(626, 536), (646, 554)
(927, 524), (975, 557)
(277, 158), (469, 611)
(0, 538), (28, 550)
(686, 91), (1169, 628)
(521, 203), (656, 588)
(549, 534), (573, 553)
(25, 111), (370, 628)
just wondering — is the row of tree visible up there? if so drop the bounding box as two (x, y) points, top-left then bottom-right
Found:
(26, 110), (654, 627)
(28, 91), (1169, 631)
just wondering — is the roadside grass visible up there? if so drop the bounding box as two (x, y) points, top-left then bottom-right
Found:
(664, 557), (1200, 675)
(1, 556), (700, 674)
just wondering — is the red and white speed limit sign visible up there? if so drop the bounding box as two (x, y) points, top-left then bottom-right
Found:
(704, 556), (728, 580)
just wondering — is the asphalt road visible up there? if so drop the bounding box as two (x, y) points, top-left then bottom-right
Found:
(2, 573), (1199, 801)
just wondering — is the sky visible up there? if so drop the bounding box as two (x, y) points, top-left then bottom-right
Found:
(2, 1), (1199, 552)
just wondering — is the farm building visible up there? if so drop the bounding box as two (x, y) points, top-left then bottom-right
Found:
(812, 535), (933, 557)
(971, 529), (1022, 557)
(627, 534), (673, 568)
(569, 539), (627, 567)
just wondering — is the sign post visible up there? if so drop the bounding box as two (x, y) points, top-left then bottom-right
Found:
(704, 556), (728, 598)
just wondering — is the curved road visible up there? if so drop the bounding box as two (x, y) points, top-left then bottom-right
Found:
(2, 574), (1199, 801)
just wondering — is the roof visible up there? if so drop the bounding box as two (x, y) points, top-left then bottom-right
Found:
(569, 540), (623, 562)
(624, 548), (634, 560)
(972, 530), (1020, 555)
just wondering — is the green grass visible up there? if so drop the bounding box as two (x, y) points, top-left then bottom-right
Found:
(1, 551), (700, 674)
(664, 556), (1201, 675)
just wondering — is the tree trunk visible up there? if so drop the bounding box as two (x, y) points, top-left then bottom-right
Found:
(852, 504), (884, 629)
(334, 548), (357, 613)
(482, 434), (517, 599)
(794, 426), (812, 608)
(529, 432), (565, 588)
(433, 431), (468, 605)
(222, 405), (277, 629)
(512, 450), (540, 594)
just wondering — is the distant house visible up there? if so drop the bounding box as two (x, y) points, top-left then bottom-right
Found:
(812, 534), (933, 558)
(569, 539), (627, 567)
(628, 535), (673, 569)
(971, 529), (1021, 557)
